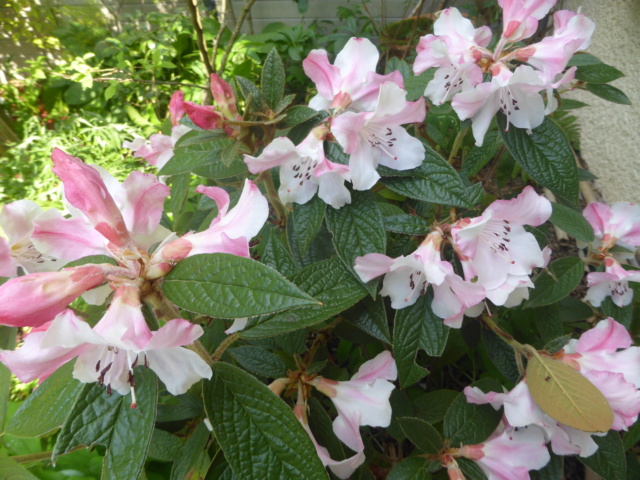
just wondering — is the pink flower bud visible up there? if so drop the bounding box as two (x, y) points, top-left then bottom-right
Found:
(210, 74), (238, 119)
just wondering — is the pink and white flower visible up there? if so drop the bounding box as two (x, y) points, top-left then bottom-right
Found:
(585, 257), (640, 308)
(243, 126), (351, 208)
(451, 186), (552, 304)
(355, 231), (485, 327)
(457, 422), (550, 479)
(331, 82), (426, 190)
(0, 200), (59, 276)
(452, 64), (547, 146)
(583, 201), (640, 255)
(303, 37), (404, 113)
(0, 285), (212, 399)
(498, 0), (557, 44)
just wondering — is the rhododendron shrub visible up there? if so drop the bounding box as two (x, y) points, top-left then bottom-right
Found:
(0, 2), (637, 479)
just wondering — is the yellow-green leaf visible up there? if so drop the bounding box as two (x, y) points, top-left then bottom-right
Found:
(527, 354), (613, 432)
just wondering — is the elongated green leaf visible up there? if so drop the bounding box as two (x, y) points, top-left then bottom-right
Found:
(281, 106), (324, 128)
(458, 458), (488, 480)
(6, 362), (82, 437)
(443, 378), (503, 445)
(148, 429), (184, 463)
(193, 157), (248, 179)
(261, 48), (285, 110)
(481, 328), (520, 382)
(260, 230), (298, 280)
(163, 254), (318, 318)
(228, 345), (288, 378)
(325, 190), (386, 296)
(384, 214), (431, 236)
(63, 254), (118, 268)
(241, 258), (367, 338)
(393, 292), (450, 388)
(53, 368), (157, 480)
(527, 354), (613, 432)
(524, 257), (584, 308)
(288, 196), (326, 257)
(398, 417), (442, 454)
(498, 115), (579, 206)
(461, 131), (501, 177)
(414, 389), (459, 424)
(203, 363), (328, 480)
(549, 203), (594, 243)
(567, 53), (602, 67)
(236, 76), (263, 111)
(579, 431), (626, 480)
(161, 137), (233, 176)
(586, 83), (631, 105)
(381, 146), (470, 207)
(387, 457), (432, 480)
(575, 64), (624, 84)
(0, 456), (40, 479)
(170, 422), (211, 480)
(623, 420), (640, 450)
(345, 296), (391, 343)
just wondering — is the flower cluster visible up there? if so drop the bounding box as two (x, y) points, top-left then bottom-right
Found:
(245, 37), (427, 208)
(0, 149), (268, 401)
(355, 186), (552, 327)
(415, 1), (594, 145)
(466, 318), (640, 459)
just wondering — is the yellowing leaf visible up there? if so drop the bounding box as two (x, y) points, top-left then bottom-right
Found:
(527, 354), (613, 432)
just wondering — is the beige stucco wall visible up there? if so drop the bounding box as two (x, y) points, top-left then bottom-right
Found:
(562, 0), (640, 203)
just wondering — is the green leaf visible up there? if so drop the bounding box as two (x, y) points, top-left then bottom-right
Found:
(288, 196), (326, 257)
(308, 397), (345, 462)
(148, 429), (184, 463)
(414, 389), (459, 424)
(387, 457), (432, 480)
(275, 94), (295, 113)
(0, 456), (40, 479)
(161, 137), (233, 176)
(281, 106), (324, 128)
(241, 258), (367, 338)
(586, 83), (631, 105)
(481, 328), (520, 382)
(461, 131), (501, 177)
(549, 202), (594, 243)
(567, 53), (602, 67)
(170, 421), (211, 480)
(203, 363), (328, 480)
(531, 450), (563, 480)
(405, 70), (435, 102)
(575, 64), (624, 84)
(533, 305), (564, 344)
(6, 362), (82, 437)
(53, 368), (158, 480)
(345, 296), (391, 343)
(193, 156), (248, 179)
(623, 420), (640, 450)
(261, 48), (285, 110)
(63, 254), (118, 268)
(384, 214), (431, 236)
(398, 417), (442, 454)
(393, 292), (450, 388)
(498, 115), (579, 206)
(170, 173), (192, 227)
(443, 378), (503, 445)
(527, 354), (613, 432)
(325, 190), (386, 296)
(228, 345), (288, 378)
(524, 257), (584, 308)
(579, 431), (626, 480)
(236, 76), (263, 111)
(578, 168), (598, 181)
(458, 458), (488, 480)
(162, 254), (318, 318)
(260, 230), (298, 280)
(560, 99), (590, 110)
(0, 325), (15, 433)
(381, 145), (470, 207)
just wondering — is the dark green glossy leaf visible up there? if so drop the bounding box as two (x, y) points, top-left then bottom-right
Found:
(567, 53), (602, 67)
(458, 458), (488, 480)
(163, 254), (318, 318)
(387, 457), (433, 480)
(550, 202), (594, 243)
(288, 196), (326, 257)
(498, 115), (579, 206)
(281, 106), (324, 128)
(461, 131), (501, 177)
(524, 257), (584, 308)
(261, 48), (285, 110)
(576, 64), (624, 84)
(414, 389), (459, 424)
(161, 137), (233, 176)
(192, 157), (248, 179)
(260, 230), (298, 280)
(203, 363), (328, 480)
(345, 296), (391, 343)
(393, 292), (450, 388)
(228, 345), (288, 378)
(170, 421), (211, 480)
(481, 328), (520, 382)
(148, 429), (184, 463)
(384, 214), (432, 236)
(579, 431), (626, 480)
(531, 450), (563, 480)
(398, 417), (442, 454)
(586, 83), (631, 105)
(325, 190), (386, 296)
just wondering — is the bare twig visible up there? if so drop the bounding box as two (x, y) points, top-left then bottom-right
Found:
(360, 0), (382, 38)
(217, 0), (258, 75)
(402, 0), (427, 60)
(211, 0), (229, 69)
(185, 0), (215, 77)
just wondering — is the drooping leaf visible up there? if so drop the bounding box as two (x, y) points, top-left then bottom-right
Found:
(288, 196), (326, 257)
(261, 48), (285, 110)
(228, 345), (288, 378)
(344, 296), (391, 343)
(524, 257), (584, 308)
(443, 378), (503, 445)
(241, 257), (367, 338)
(526, 354), (613, 432)
(325, 190), (386, 297)
(579, 431), (626, 480)
(586, 83), (631, 105)
(498, 115), (579, 206)
(203, 363), (328, 480)
(163, 254), (318, 318)
(481, 328), (520, 383)
(6, 362), (82, 437)
(53, 368), (157, 480)
(398, 417), (442, 454)
(381, 146), (470, 207)
(549, 203), (594, 243)
(575, 64), (624, 84)
(393, 292), (450, 388)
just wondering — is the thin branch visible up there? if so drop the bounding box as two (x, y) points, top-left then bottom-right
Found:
(402, 0), (427, 60)
(185, 0), (215, 77)
(211, 0), (229, 69)
(217, 0), (258, 75)
(360, 0), (382, 38)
